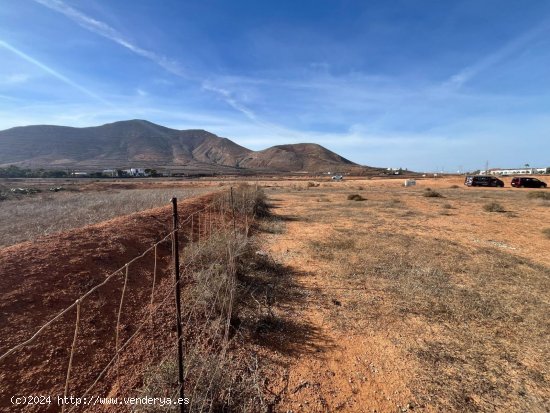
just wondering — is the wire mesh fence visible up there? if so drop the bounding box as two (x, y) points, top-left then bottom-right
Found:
(0, 185), (269, 412)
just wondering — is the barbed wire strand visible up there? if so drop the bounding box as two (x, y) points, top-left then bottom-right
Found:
(3, 190), (250, 413)
(61, 299), (81, 413)
(0, 230), (174, 363)
(115, 263), (130, 387)
(66, 243), (208, 413)
(149, 244), (158, 355)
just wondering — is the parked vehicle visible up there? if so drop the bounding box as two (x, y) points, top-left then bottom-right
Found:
(331, 175), (343, 181)
(464, 175), (504, 187)
(511, 177), (547, 188)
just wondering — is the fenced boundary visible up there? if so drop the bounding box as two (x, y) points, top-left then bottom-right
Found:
(0, 186), (263, 412)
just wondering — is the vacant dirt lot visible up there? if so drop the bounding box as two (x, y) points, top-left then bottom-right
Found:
(0, 175), (548, 412)
(255, 176), (549, 412)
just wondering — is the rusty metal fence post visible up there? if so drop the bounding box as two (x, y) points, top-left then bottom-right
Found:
(171, 197), (185, 412)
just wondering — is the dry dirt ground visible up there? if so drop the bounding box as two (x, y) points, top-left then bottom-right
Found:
(0, 193), (220, 412)
(0, 176), (548, 412)
(255, 176), (549, 412)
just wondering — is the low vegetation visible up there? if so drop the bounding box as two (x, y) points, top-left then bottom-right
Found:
(293, 188), (549, 412)
(0, 187), (208, 247)
(139, 186), (277, 412)
(527, 192), (550, 200)
(423, 189), (443, 197)
(483, 201), (505, 212)
(347, 193), (366, 201)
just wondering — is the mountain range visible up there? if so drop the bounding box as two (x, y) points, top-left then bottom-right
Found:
(0, 119), (376, 174)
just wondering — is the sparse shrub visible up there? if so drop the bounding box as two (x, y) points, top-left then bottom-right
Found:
(176, 205), (273, 412)
(483, 202), (505, 212)
(357, 186), (365, 190)
(442, 203), (453, 209)
(307, 181), (320, 188)
(252, 188), (271, 218)
(136, 360), (179, 412)
(347, 194), (366, 201)
(542, 228), (550, 239)
(423, 190), (443, 198)
(450, 185), (460, 189)
(527, 192), (550, 200)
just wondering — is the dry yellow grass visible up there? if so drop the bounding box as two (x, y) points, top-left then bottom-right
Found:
(257, 176), (550, 412)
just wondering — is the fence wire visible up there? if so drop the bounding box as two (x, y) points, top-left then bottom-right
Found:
(0, 186), (263, 412)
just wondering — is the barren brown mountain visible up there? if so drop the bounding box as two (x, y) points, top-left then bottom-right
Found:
(0, 119), (370, 173)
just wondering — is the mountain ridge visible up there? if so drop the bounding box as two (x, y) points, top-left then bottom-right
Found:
(0, 119), (372, 173)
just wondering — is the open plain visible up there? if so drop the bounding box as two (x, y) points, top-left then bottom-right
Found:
(0, 175), (548, 412)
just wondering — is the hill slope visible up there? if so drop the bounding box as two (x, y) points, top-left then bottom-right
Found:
(0, 119), (364, 173)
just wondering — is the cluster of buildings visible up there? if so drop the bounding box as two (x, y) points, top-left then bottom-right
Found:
(102, 168), (149, 177)
(480, 167), (548, 176)
(70, 168), (151, 178)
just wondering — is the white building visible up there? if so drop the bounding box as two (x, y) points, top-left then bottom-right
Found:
(124, 168), (148, 177)
(102, 169), (118, 177)
(483, 167), (547, 176)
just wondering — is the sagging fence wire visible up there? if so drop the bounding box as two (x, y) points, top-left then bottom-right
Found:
(0, 185), (269, 412)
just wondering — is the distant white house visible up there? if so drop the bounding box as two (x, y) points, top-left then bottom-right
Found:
(481, 167), (547, 176)
(124, 168), (148, 177)
(102, 169), (118, 177)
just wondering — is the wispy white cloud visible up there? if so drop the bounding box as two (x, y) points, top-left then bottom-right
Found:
(33, 0), (186, 77)
(33, 0), (261, 122)
(0, 40), (111, 105)
(446, 21), (550, 89)
(3, 73), (31, 84)
(201, 81), (259, 122)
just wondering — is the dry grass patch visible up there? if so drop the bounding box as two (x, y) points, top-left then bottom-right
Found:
(527, 192), (550, 200)
(140, 187), (279, 412)
(423, 189), (444, 198)
(483, 201), (506, 212)
(299, 200), (549, 412)
(0, 187), (209, 247)
(347, 193), (366, 201)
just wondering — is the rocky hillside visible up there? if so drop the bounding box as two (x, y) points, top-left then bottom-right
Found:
(0, 119), (368, 173)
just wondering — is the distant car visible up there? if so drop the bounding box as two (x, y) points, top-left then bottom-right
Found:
(464, 175), (504, 187)
(331, 175), (343, 181)
(511, 177), (547, 188)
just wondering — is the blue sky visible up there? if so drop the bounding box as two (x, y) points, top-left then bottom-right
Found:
(0, 0), (549, 171)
